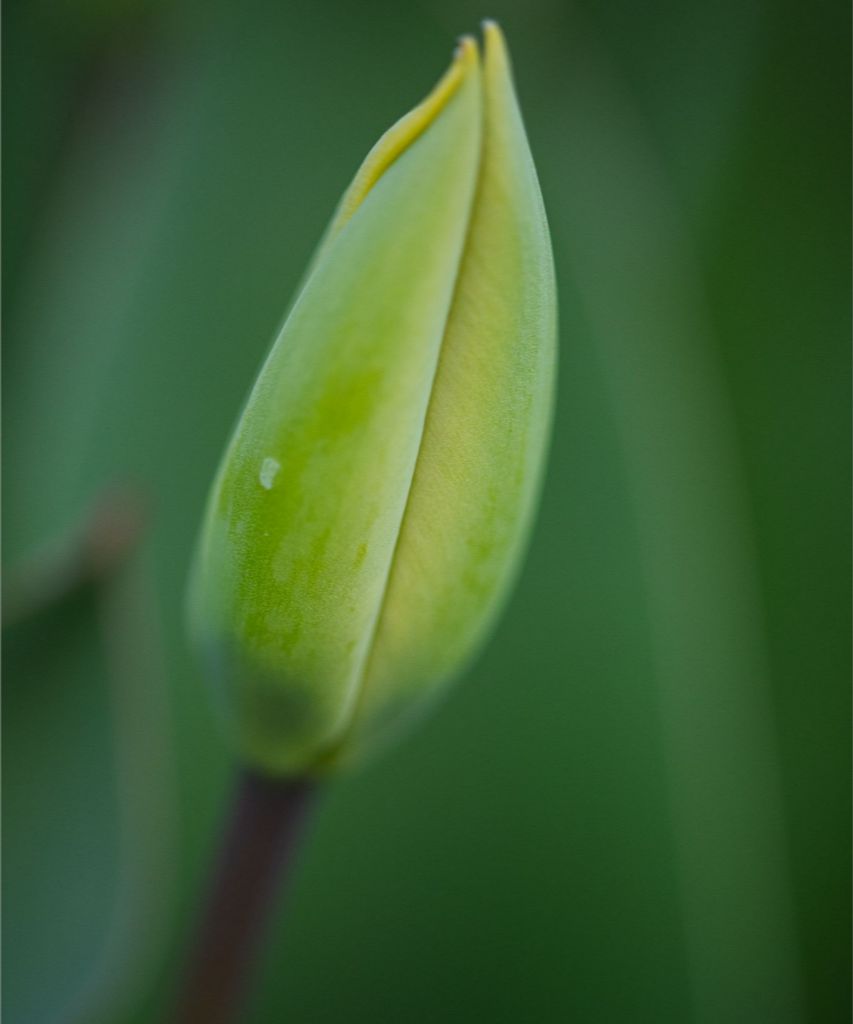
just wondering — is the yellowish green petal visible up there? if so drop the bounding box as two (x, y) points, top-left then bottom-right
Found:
(330, 21), (557, 765)
(188, 24), (556, 776)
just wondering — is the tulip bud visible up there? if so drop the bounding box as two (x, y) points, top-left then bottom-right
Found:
(188, 22), (557, 775)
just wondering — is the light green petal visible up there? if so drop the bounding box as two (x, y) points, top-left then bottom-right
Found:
(189, 41), (483, 773)
(330, 22), (557, 765)
(189, 25), (557, 775)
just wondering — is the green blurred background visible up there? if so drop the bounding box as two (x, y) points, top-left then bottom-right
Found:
(4, 0), (850, 1021)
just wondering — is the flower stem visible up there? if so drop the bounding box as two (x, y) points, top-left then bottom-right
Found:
(174, 769), (316, 1024)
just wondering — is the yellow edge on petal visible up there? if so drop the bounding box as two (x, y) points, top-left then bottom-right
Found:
(329, 35), (479, 235)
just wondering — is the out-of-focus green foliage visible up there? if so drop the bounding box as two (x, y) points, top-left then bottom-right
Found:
(3, 0), (849, 1022)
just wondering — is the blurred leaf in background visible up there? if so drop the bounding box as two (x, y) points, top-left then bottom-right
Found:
(3, 0), (850, 1022)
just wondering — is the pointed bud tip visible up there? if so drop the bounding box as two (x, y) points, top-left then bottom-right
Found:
(453, 34), (479, 70)
(481, 20), (507, 55)
(480, 19), (513, 83)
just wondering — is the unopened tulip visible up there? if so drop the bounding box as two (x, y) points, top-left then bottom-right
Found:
(188, 22), (556, 775)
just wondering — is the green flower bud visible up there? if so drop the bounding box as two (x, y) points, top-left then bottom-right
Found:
(188, 22), (557, 775)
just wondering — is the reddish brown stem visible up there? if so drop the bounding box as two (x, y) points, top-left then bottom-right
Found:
(174, 770), (316, 1024)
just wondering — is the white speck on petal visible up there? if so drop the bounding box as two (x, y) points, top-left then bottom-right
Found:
(259, 457), (280, 490)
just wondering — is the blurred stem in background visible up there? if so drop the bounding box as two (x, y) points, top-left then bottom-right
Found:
(3, 491), (178, 1024)
(550, 19), (802, 1023)
(2, 0), (167, 311)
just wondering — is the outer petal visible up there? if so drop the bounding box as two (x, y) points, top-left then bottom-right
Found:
(189, 41), (482, 773)
(332, 23), (557, 764)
